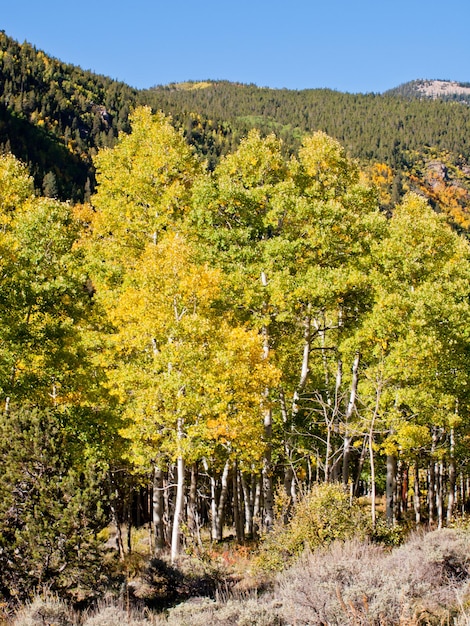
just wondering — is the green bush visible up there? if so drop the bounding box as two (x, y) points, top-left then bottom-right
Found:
(256, 482), (368, 572)
(369, 517), (408, 546)
(0, 407), (110, 602)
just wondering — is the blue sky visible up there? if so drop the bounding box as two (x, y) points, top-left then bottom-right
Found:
(2, 0), (469, 94)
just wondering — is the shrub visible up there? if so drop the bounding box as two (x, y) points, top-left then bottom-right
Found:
(0, 407), (110, 603)
(125, 555), (225, 611)
(164, 596), (283, 626)
(82, 603), (150, 626)
(369, 517), (408, 546)
(277, 529), (470, 625)
(256, 482), (368, 572)
(12, 592), (77, 626)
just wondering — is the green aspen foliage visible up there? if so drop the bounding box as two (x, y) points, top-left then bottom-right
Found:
(352, 192), (470, 459)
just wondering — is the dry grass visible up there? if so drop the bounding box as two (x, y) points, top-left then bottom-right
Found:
(8, 528), (470, 625)
(11, 592), (79, 626)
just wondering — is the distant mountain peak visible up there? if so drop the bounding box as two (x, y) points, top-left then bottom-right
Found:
(414, 79), (470, 98)
(386, 79), (470, 102)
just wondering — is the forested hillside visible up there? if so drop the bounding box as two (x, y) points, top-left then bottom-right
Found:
(0, 31), (137, 200)
(3, 31), (470, 622)
(142, 79), (470, 165)
(2, 30), (470, 226)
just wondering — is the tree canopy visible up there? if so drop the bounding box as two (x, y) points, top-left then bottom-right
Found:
(2, 105), (470, 597)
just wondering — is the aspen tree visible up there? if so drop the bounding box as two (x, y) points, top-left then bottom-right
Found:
(353, 193), (470, 525)
(88, 111), (278, 557)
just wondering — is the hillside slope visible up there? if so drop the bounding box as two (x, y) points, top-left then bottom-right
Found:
(140, 80), (470, 165)
(0, 31), (137, 200)
(2, 31), (470, 228)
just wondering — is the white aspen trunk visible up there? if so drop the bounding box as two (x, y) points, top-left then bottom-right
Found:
(241, 473), (254, 537)
(203, 458), (218, 541)
(428, 462), (435, 527)
(459, 473), (465, 516)
(292, 311), (311, 415)
(333, 354), (342, 427)
(316, 307), (347, 483)
(314, 313), (334, 484)
(369, 433), (376, 529)
(429, 427), (438, 526)
(280, 389), (295, 520)
(447, 428), (456, 524)
(413, 461), (421, 527)
(261, 271), (274, 531)
(342, 434), (351, 487)
(395, 460), (402, 521)
(314, 313), (332, 407)
(163, 468), (171, 547)
(50, 380), (58, 406)
(262, 407), (274, 530)
(253, 474), (262, 537)
(152, 465), (164, 553)
(325, 419), (332, 483)
(282, 308), (312, 499)
(283, 465), (295, 501)
(353, 435), (368, 497)
(170, 455), (185, 563)
(323, 348), (340, 483)
(368, 381), (381, 529)
(216, 460), (230, 541)
(401, 463), (409, 518)
(386, 454), (397, 527)
(171, 419), (185, 564)
(209, 473), (218, 540)
(437, 461), (444, 529)
(342, 352), (360, 488)
(151, 337), (165, 552)
(460, 472), (466, 515)
(188, 463), (201, 548)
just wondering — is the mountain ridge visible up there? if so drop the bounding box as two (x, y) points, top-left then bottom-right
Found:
(163, 77), (470, 99)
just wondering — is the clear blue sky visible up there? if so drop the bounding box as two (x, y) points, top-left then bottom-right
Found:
(2, 0), (469, 94)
